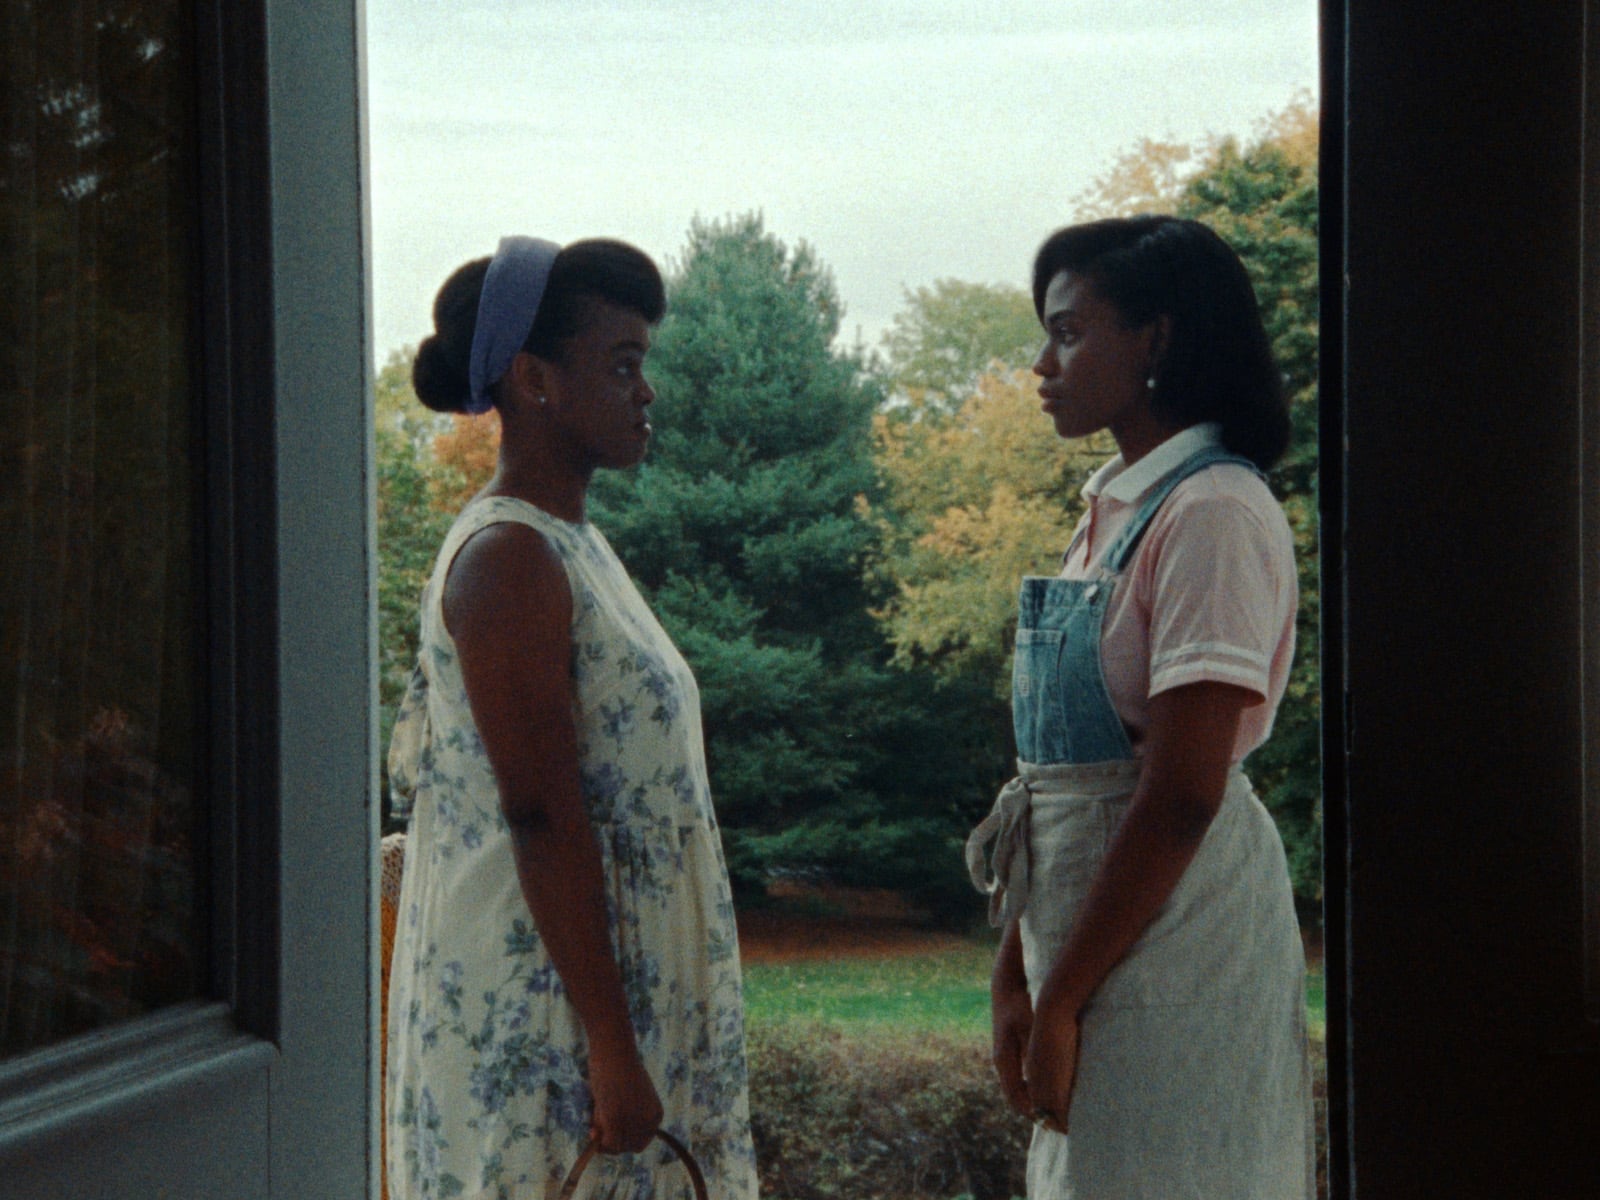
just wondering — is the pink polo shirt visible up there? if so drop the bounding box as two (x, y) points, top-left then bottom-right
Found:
(1060, 424), (1298, 763)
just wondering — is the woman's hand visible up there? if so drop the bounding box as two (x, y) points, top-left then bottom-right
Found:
(991, 919), (1035, 1118)
(992, 974), (1036, 1118)
(587, 1034), (663, 1154)
(1023, 1000), (1080, 1134)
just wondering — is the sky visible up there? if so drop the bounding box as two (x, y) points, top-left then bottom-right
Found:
(364, 0), (1318, 364)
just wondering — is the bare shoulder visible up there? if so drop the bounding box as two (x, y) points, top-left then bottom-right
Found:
(442, 521), (572, 648)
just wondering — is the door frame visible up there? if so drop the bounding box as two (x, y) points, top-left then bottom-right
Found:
(0, 0), (375, 1194)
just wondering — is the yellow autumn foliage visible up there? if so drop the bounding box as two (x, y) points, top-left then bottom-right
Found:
(1069, 90), (1318, 221)
(870, 368), (1113, 691)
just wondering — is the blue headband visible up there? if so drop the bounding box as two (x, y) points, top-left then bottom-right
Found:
(466, 235), (561, 414)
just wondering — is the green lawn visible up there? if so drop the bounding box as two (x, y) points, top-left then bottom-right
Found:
(743, 942), (996, 1033)
(744, 939), (1328, 1039)
(1305, 965), (1326, 1040)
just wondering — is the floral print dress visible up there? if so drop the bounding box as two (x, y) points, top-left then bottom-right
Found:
(386, 497), (757, 1200)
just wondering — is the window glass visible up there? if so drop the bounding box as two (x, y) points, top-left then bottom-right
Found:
(0, 0), (202, 1058)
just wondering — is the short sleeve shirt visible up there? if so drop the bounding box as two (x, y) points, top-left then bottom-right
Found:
(1060, 424), (1298, 763)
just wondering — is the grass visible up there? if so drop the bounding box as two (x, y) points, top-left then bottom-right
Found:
(744, 936), (1328, 1039)
(1305, 965), (1326, 1040)
(743, 941), (996, 1032)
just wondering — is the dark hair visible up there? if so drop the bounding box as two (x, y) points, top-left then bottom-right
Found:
(1031, 215), (1289, 469)
(412, 238), (666, 414)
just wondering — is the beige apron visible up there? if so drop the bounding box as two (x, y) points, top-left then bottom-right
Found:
(970, 759), (1316, 1199)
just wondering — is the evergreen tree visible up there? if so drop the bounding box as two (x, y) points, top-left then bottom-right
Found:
(590, 215), (995, 912)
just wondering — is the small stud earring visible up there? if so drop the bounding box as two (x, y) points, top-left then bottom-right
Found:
(537, 395), (547, 406)
(1145, 376), (1157, 390)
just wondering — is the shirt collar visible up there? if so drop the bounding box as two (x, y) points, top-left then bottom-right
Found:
(1083, 423), (1224, 505)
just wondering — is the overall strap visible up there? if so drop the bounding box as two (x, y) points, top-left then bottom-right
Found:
(1103, 445), (1263, 574)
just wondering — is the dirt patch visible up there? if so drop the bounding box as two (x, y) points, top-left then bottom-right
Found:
(737, 882), (984, 964)
(738, 910), (979, 964)
(739, 883), (1325, 969)
(1302, 923), (1324, 970)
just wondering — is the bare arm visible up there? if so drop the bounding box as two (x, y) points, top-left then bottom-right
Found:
(990, 914), (1035, 1117)
(444, 523), (661, 1154)
(1024, 680), (1253, 1130)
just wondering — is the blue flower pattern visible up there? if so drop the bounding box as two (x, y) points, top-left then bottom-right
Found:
(387, 498), (757, 1200)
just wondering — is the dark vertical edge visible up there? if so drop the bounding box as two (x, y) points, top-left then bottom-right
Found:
(180, 0), (223, 1027)
(1583, 0), (1600, 1027)
(1315, 0), (1350, 1195)
(192, 0), (279, 1040)
(191, 0), (232, 1028)
(221, 0), (280, 1044)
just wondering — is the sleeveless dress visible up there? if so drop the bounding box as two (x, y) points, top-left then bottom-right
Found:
(967, 446), (1315, 1199)
(385, 496), (758, 1200)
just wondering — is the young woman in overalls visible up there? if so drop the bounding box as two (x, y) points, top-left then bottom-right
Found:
(968, 215), (1315, 1198)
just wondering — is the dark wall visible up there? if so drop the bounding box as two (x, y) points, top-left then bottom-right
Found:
(1332, 2), (1600, 1195)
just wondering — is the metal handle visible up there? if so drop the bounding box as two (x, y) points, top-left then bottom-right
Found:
(556, 1129), (709, 1200)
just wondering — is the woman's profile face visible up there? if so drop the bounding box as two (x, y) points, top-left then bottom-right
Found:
(1032, 269), (1158, 446)
(541, 298), (657, 471)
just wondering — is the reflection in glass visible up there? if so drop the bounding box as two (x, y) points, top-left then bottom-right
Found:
(1, 0), (202, 1058)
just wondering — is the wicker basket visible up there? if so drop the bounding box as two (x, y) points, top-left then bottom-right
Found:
(558, 1130), (709, 1200)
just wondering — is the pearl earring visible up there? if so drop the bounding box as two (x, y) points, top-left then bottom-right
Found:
(1145, 376), (1157, 390)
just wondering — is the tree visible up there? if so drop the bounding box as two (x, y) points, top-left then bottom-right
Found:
(878, 279), (1041, 413)
(868, 97), (1324, 909)
(374, 351), (454, 823)
(870, 370), (1113, 688)
(589, 214), (995, 912)
(1069, 136), (1202, 220)
(1173, 102), (1322, 906)
(864, 377), (1113, 872)
(1069, 91), (1316, 222)
(428, 410), (501, 513)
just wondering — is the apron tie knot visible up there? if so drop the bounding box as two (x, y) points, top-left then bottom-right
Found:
(387, 662), (433, 823)
(965, 776), (1034, 928)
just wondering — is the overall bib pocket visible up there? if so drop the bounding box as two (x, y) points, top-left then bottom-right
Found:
(1012, 627), (1067, 763)
(1014, 575), (1130, 765)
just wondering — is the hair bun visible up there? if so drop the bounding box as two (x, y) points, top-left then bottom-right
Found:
(412, 333), (471, 414)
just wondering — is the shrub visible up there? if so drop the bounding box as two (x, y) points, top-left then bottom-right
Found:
(746, 1021), (1329, 1200)
(746, 1022), (1028, 1200)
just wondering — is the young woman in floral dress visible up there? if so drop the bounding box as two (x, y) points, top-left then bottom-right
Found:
(386, 237), (756, 1200)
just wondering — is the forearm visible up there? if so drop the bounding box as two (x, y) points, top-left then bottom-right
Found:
(1034, 681), (1249, 1020)
(1034, 780), (1216, 1019)
(989, 914), (1036, 1114)
(507, 791), (664, 1150)
(507, 800), (638, 1057)
(993, 914), (1028, 997)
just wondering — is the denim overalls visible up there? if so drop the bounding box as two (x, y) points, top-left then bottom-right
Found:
(1013, 444), (1257, 767)
(966, 445), (1316, 1200)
